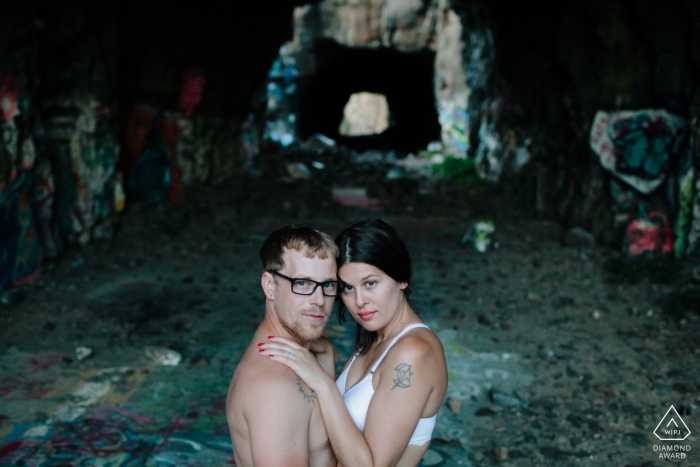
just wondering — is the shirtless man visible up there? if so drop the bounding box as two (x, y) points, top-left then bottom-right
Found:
(226, 225), (339, 467)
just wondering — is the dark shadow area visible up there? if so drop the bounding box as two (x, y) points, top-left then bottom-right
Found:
(298, 39), (440, 153)
(114, 0), (301, 116)
(2, 0), (307, 117)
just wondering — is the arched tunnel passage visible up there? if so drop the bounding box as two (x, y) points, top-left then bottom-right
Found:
(297, 39), (441, 153)
(1, 2), (700, 466)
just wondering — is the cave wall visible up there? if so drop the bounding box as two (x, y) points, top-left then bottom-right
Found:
(450, 0), (700, 267)
(482, 0), (698, 128)
(264, 0), (469, 154)
(0, 0), (308, 288)
(1, 0), (700, 289)
(0, 1), (304, 114)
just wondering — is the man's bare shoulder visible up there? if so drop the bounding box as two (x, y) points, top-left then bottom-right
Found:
(227, 349), (330, 467)
(231, 355), (316, 412)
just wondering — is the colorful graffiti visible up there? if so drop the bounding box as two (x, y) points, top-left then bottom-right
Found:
(0, 348), (235, 466)
(0, 317), (483, 467)
(0, 111), (43, 287)
(624, 211), (674, 257)
(0, 352), (65, 401)
(674, 165), (695, 257)
(438, 91), (469, 157)
(0, 406), (234, 466)
(590, 109), (687, 194)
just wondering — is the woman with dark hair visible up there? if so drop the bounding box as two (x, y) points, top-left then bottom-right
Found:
(260, 219), (448, 467)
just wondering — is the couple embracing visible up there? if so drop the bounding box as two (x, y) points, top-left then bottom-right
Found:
(226, 220), (448, 467)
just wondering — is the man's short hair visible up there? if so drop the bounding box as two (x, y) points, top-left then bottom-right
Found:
(260, 225), (339, 272)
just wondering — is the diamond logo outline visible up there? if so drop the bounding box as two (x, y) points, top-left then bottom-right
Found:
(653, 405), (691, 441)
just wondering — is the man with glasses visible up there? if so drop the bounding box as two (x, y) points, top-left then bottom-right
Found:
(226, 224), (340, 467)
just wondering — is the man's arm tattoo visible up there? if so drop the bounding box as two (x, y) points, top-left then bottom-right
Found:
(391, 363), (413, 390)
(296, 377), (317, 404)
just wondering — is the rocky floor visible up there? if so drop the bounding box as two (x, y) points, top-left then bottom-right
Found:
(0, 179), (698, 467)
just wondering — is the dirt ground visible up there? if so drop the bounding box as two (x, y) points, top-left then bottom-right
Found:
(0, 178), (698, 467)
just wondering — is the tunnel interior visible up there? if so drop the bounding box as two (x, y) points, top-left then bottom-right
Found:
(1, 1), (700, 466)
(297, 39), (441, 153)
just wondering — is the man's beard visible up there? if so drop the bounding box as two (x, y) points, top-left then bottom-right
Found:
(279, 307), (329, 341)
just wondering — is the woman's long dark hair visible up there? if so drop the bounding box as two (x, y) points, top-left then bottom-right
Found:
(335, 219), (416, 354)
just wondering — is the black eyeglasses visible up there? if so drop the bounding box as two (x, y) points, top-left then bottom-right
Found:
(269, 271), (341, 296)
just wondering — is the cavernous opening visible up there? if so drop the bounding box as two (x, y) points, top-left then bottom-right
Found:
(297, 39), (440, 153)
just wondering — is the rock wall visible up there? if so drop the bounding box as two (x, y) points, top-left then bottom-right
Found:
(453, 0), (700, 269)
(275, 0), (469, 155)
(0, 0), (298, 292)
(2, 0), (700, 290)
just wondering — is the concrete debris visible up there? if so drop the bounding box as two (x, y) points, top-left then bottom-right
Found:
(144, 347), (182, 366)
(565, 227), (595, 249)
(353, 150), (397, 165)
(489, 388), (528, 408)
(305, 134), (336, 148)
(494, 446), (508, 461)
(74, 346), (93, 362)
(385, 167), (404, 180)
(286, 162), (311, 180)
(461, 220), (495, 252)
(265, 117), (296, 147)
(527, 292), (541, 302)
(446, 397), (462, 415)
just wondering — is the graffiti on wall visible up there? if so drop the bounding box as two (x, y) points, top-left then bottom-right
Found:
(590, 109), (687, 194)
(438, 91), (469, 157)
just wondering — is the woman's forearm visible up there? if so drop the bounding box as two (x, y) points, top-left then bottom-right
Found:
(310, 337), (337, 379)
(317, 380), (376, 467)
(316, 347), (336, 379)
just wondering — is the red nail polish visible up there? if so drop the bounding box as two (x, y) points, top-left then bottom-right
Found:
(257, 343), (263, 347)
(267, 336), (274, 339)
(259, 349), (264, 353)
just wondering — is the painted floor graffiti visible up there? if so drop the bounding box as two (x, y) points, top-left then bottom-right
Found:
(0, 320), (532, 467)
(0, 348), (235, 466)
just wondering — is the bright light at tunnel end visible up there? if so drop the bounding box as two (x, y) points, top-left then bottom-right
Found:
(338, 92), (390, 137)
